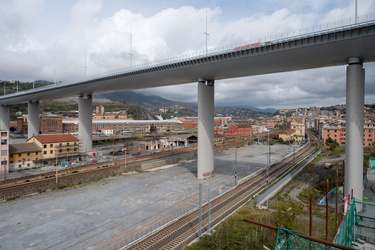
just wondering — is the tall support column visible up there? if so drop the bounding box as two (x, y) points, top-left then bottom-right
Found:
(78, 94), (93, 152)
(0, 105), (10, 131)
(197, 78), (215, 179)
(28, 101), (40, 138)
(345, 57), (365, 201)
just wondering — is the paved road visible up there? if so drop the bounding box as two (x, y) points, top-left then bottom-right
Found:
(0, 144), (292, 250)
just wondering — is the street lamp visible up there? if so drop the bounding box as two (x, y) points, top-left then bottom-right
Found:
(124, 147), (127, 170)
(204, 5), (209, 56)
(234, 147), (237, 186)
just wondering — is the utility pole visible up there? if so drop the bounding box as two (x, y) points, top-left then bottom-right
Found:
(268, 130), (271, 164)
(204, 6), (209, 56)
(84, 44), (88, 76)
(124, 147), (127, 170)
(234, 147), (237, 186)
(207, 188), (211, 234)
(55, 155), (58, 189)
(129, 27), (133, 67)
(198, 183), (203, 237)
(355, 0), (358, 24)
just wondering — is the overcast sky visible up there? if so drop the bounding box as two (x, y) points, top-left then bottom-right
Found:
(1, 0), (375, 109)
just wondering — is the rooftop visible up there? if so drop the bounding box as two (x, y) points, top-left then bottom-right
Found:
(28, 134), (79, 144)
(9, 143), (41, 154)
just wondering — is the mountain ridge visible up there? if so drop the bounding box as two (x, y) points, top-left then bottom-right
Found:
(96, 90), (276, 113)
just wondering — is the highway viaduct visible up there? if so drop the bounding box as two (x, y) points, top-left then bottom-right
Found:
(1, 17), (375, 201)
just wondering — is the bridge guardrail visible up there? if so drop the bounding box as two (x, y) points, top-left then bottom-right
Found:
(2, 12), (375, 98)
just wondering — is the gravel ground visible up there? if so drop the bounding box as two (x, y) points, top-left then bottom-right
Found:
(0, 144), (294, 250)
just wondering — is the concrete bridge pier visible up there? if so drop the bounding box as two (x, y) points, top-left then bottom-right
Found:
(345, 57), (365, 201)
(78, 94), (93, 152)
(0, 105), (10, 131)
(28, 100), (40, 138)
(197, 78), (215, 179)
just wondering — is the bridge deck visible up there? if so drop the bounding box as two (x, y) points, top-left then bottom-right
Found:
(1, 20), (375, 105)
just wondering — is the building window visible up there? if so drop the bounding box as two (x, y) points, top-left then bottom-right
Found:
(44, 145), (47, 148)
(27, 153), (30, 156)
(1, 139), (7, 145)
(36, 152), (39, 155)
(18, 154), (21, 157)
(50, 144), (53, 148)
(50, 150), (53, 154)
(44, 151), (47, 155)
(59, 143), (62, 147)
(67, 143), (70, 146)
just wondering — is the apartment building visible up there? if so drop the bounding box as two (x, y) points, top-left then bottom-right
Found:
(17, 114), (63, 135)
(9, 143), (41, 171)
(27, 134), (79, 164)
(227, 125), (252, 138)
(291, 122), (306, 141)
(0, 130), (9, 174)
(322, 124), (375, 147)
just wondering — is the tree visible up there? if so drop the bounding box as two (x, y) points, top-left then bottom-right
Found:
(325, 137), (339, 150)
(150, 124), (157, 134)
(275, 199), (304, 230)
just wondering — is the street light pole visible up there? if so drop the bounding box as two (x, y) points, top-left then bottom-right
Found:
(204, 3), (209, 56)
(268, 130), (271, 164)
(124, 147), (127, 170)
(234, 147), (237, 186)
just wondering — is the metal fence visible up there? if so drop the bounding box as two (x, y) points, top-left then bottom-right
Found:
(335, 198), (375, 247)
(256, 145), (321, 206)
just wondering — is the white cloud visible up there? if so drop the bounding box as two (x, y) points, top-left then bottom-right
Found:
(0, 0), (374, 109)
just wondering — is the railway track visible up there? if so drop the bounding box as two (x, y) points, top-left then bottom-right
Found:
(0, 148), (196, 199)
(123, 141), (317, 249)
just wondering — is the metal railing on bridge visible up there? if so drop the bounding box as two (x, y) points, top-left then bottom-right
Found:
(3, 12), (375, 98)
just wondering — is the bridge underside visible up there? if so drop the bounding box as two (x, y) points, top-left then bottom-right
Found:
(0, 23), (375, 104)
(0, 22), (374, 190)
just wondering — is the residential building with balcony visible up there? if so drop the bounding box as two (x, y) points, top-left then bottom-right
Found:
(291, 122), (306, 141)
(27, 134), (79, 164)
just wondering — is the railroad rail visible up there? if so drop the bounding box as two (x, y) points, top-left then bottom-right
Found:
(0, 148), (196, 200)
(122, 141), (317, 249)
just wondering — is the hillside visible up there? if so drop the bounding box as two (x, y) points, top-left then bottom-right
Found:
(97, 91), (272, 119)
(96, 91), (179, 109)
(1, 81), (273, 119)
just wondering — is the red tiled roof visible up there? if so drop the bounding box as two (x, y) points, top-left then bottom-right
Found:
(29, 134), (79, 143)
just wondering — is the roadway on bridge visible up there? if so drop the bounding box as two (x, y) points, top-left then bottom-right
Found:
(1, 21), (375, 105)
